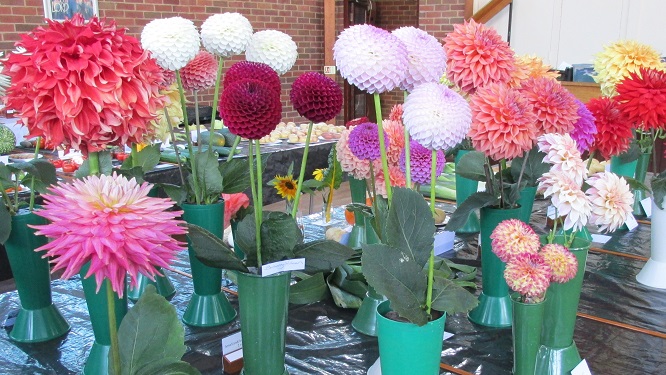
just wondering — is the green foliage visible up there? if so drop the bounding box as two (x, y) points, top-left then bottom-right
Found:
(445, 191), (497, 232)
(652, 170), (666, 209)
(289, 272), (328, 304)
(75, 151), (113, 178)
(511, 146), (549, 188)
(186, 223), (249, 273)
(117, 144), (162, 184)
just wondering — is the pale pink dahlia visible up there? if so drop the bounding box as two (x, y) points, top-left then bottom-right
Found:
(519, 77), (579, 136)
(399, 140), (445, 185)
(32, 173), (187, 297)
(391, 26), (447, 92)
(537, 133), (587, 186)
(180, 51), (219, 91)
(389, 104), (403, 122)
(403, 82), (471, 151)
(570, 99), (597, 154)
(490, 219), (541, 262)
(336, 127), (371, 180)
(585, 172), (634, 232)
(540, 244), (578, 283)
(538, 171), (591, 232)
(504, 253), (552, 302)
(443, 19), (515, 94)
(469, 82), (537, 160)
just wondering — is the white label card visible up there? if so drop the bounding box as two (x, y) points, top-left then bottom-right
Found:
(625, 214), (639, 231)
(221, 331), (243, 354)
(0, 155), (8, 164)
(571, 359), (592, 375)
(224, 348), (243, 362)
(443, 331), (454, 340)
(261, 258), (305, 277)
(640, 197), (652, 218)
(591, 234), (611, 244)
(547, 205), (557, 219)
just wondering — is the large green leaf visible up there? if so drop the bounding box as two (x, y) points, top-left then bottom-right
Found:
(219, 158), (251, 194)
(28, 159), (57, 188)
(652, 170), (666, 209)
(195, 150), (224, 197)
(293, 239), (355, 273)
(455, 151), (486, 182)
(236, 214), (258, 267)
(445, 191), (497, 231)
(326, 265), (367, 309)
(121, 144), (162, 173)
(430, 276), (479, 315)
(76, 150), (113, 178)
(289, 272), (328, 304)
(186, 223), (248, 273)
(384, 187), (434, 267)
(6, 161), (38, 176)
(0, 205), (11, 244)
(371, 195), (389, 241)
(260, 211), (302, 265)
(161, 184), (187, 206)
(361, 243), (428, 326)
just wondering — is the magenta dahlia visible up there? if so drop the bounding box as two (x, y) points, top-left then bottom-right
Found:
(336, 127), (371, 179)
(180, 50), (219, 91)
(570, 99), (597, 154)
(347, 122), (388, 161)
(223, 61), (282, 95)
(290, 72), (343, 122)
(219, 79), (282, 140)
(399, 140), (445, 185)
(519, 77), (579, 136)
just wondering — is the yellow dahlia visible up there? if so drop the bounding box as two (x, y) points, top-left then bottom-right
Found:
(146, 83), (184, 143)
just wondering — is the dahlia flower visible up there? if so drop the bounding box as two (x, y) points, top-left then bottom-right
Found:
(391, 26), (447, 92)
(585, 171), (634, 233)
(147, 84), (184, 143)
(468, 82), (537, 160)
(519, 77), (579, 136)
(222, 192), (250, 229)
(586, 97), (633, 159)
(347, 122), (388, 161)
(504, 253), (552, 302)
(290, 72), (343, 122)
(593, 40), (664, 97)
(443, 20), (515, 94)
(510, 54), (559, 87)
(570, 99), (597, 154)
(537, 133), (587, 186)
(219, 79), (282, 139)
(157, 66), (177, 88)
(245, 30), (298, 76)
(336, 127), (371, 179)
(383, 117), (405, 165)
(141, 17), (200, 71)
(0, 56), (9, 97)
(399, 140), (445, 185)
(389, 104), (403, 122)
(373, 161), (406, 198)
(223, 61), (281, 95)
(3, 15), (165, 154)
(333, 24), (408, 94)
(180, 51), (218, 91)
(540, 244), (578, 283)
(201, 13), (253, 58)
(403, 82), (471, 151)
(31, 173), (187, 297)
(490, 219), (541, 263)
(616, 67), (666, 130)
(538, 171), (591, 232)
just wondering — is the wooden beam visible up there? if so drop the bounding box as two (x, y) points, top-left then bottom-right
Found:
(473, 0), (512, 24)
(464, 0), (474, 20)
(323, 0), (336, 77)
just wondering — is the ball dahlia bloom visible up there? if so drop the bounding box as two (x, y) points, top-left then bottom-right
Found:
(490, 219), (541, 263)
(391, 26), (447, 92)
(403, 82), (471, 151)
(519, 77), (580, 136)
(224, 61), (281, 96)
(537, 133), (588, 186)
(469, 82), (537, 160)
(443, 19), (515, 94)
(180, 51), (219, 91)
(347, 122), (388, 161)
(538, 171), (591, 232)
(504, 253), (552, 302)
(585, 171), (634, 233)
(3, 15), (165, 154)
(201, 13), (253, 58)
(141, 17), (200, 71)
(593, 40), (664, 97)
(399, 140), (445, 185)
(219, 79), (282, 140)
(333, 24), (408, 94)
(336, 127), (371, 179)
(290, 72), (343, 122)
(31, 173), (187, 297)
(540, 244), (578, 283)
(615, 67), (666, 130)
(570, 99), (597, 154)
(586, 97), (633, 159)
(245, 30), (298, 75)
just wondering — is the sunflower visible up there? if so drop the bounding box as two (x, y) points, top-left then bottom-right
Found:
(313, 168), (327, 181)
(271, 175), (298, 201)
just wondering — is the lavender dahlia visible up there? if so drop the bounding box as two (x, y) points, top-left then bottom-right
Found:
(391, 26), (447, 92)
(347, 122), (388, 161)
(399, 140), (445, 185)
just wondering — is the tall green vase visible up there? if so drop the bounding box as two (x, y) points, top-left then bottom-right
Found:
(535, 235), (591, 375)
(517, 186), (537, 224)
(230, 219), (245, 259)
(511, 294), (546, 375)
(609, 155), (637, 178)
(631, 152), (650, 217)
(237, 271), (291, 375)
(468, 206), (522, 327)
(182, 202), (236, 327)
(375, 300), (446, 375)
(4, 211), (70, 343)
(454, 150), (480, 234)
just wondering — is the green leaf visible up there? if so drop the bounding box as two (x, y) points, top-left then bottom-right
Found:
(652, 170), (666, 209)
(135, 361), (201, 375)
(28, 159), (57, 188)
(0, 205), (11, 244)
(384, 187), (435, 267)
(455, 151), (486, 181)
(293, 239), (356, 273)
(161, 184), (187, 206)
(116, 166), (146, 184)
(6, 161), (38, 176)
(195, 150), (224, 198)
(260, 211), (302, 265)
(121, 144), (161, 173)
(372, 196), (389, 241)
(322, 147), (343, 190)
(511, 146), (549, 187)
(326, 265), (367, 308)
(186, 223), (249, 273)
(445, 191), (498, 231)
(361, 243), (428, 326)
(219, 158), (250, 194)
(75, 151), (113, 178)
(289, 272), (328, 304)
(617, 141), (641, 163)
(236, 214), (258, 267)
(430, 276), (479, 315)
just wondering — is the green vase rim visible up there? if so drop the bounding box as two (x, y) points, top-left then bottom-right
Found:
(510, 292), (546, 306)
(237, 270), (291, 280)
(181, 201), (224, 209)
(376, 300), (445, 326)
(540, 234), (591, 251)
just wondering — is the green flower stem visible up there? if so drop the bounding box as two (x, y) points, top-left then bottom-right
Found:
(164, 108), (186, 186)
(88, 151), (100, 176)
(255, 141), (264, 245)
(425, 150), (437, 315)
(291, 121), (313, 217)
(247, 141), (262, 269)
(175, 70), (201, 205)
(106, 282), (121, 375)
(210, 56), (224, 150)
(194, 89), (202, 154)
(586, 150), (596, 171)
(225, 136), (241, 163)
(130, 143), (139, 168)
(403, 91), (411, 189)
(368, 163), (381, 239)
(373, 93), (392, 202)
(29, 137), (42, 211)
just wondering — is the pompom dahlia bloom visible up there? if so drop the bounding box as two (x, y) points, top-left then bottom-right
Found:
(391, 26), (447, 92)
(32, 173), (186, 297)
(3, 15), (165, 154)
(219, 79), (282, 139)
(157, 66), (177, 88)
(490, 219), (540, 263)
(519, 77), (579, 136)
(615, 67), (666, 130)
(333, 24), (408, 94)
(180, 51), (218, 91)
(504, 253), (552, 302)
(540, 244), (578, 283)
(222, 192), (250, 229)
(585, 171), (633, 233)
(469, 82), (537, 160)
(290, 72), (343, 122)
(245, 30), (298, 76)
(224, 61), (281, 95)
(201, 13), (253, 58)
(537, 133), (588, 186)
(538, 171), (591, 232)
(399, 140), (445, 185)
(336, 127), (371, 179)
(586, 97), (633, 159)
(593, 40), (664, 97)
(141, 17), (200, 71)
(403, 82), (471, 151)
(347, 122), (388, 161)
(443, 20), (515, 94)
(570, 99), (597, 154)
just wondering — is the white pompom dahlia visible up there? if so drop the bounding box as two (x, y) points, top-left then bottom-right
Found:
(245, 30), (298, 76)
(141, 17), (200, 71)
(201, 13), (253, 58)
(392, 26), (447, 92)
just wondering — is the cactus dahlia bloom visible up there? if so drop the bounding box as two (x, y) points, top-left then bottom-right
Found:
(290, 72), (343, 122)
(391, 26), (447, 92)
(509, 54), (559, 87)
(615, 67), (666, 131)
(245, 30), (298, 76)
(141, 17), (200, 71)
(586, 97), (633, 159)
(593, 40), (664, 97)
(31, 173), (187, 297)
(201, 13), (253, 58)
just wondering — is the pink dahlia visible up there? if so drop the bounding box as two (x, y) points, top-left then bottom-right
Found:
(391, 26), (447, 92)
(222, 192), (250, 229)
(490, 219), (541, 262)
(383, 117), (405, 165)
(373, 161), (406, 198)
(347, 122), (388, 161)
(219, 79), (282, 140)
(336, 127), (371, 180)
(180, 50), (219, 91)
(399, 140), (445, 185)
(519, 77), (579, 136)
(540, 244), (578, 283)
(31, 173), (186, 297)
(389, 104), (403, 122)
(616, 67), (666, 130)
(443, 20), (515, 94)
(586, 97), (633, 159)
(290, 72), (343, 122)
(570, 99), (597, 154)
(537, 133), (587, 186)
(469, 82), (538, 160)
(538, 171), (591, 232)
(223, 61), (281, 96)
(585, 171), (634, 233)
(504, 253), (552, 302)
(157, 66), (177, 88)
(3, 15), (165, 154)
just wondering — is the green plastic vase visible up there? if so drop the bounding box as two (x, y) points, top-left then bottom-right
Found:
(351, 285), (385, 336)
(230, 219), (245, 259)
(346, 176), (378, 248)
(375, 300), (446, 375)
(4, 211), (70, 343)
(454, 150), (480, 234)
(511, 294), (546, 375)
(237, 271), (291, 375)
(468, 205), (522, 327)
(535, 235), (591, 375)
(182, 202), (236, 327)
(517, 186), (537, 224)
(609, 155), (638, 178)
(631, 153), (650, 217)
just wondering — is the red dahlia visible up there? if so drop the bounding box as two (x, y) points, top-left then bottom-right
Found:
(586, 97), (633, 159)
(290, 72), (343, 122)
(223, 61), (281, 95)
(615, 67), (666, 130)
(219, 79), (282, 140)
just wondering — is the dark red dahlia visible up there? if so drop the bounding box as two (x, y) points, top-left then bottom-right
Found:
(616, 67), (666, 130)
(586, 97), (633, 159)
(223, 61), (281, 95)
(219, 79), (282, 140)
(290, 72), (343, 122)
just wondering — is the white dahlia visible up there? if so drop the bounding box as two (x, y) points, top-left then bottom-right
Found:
(201, 13), (253, 58)
(585, 172), (634, 233)
(539, 171), (591, 232)
(245, 30), (298, 76)
(392, 26), (447, 92)
(141, 17), (200, 71)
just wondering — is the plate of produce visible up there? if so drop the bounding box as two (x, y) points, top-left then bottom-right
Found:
(8, 153), (43, 162)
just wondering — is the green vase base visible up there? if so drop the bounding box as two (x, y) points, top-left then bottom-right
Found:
(346, 225), (366, 249)
(351, 292), (385, 336)
(455, 214), (480, 234)
(83, 341), (111, 375)
(468, 292), (512, 328)
(8, 304), (70, 343)
(632, 189), (647, 217)
(182, 292), (236, 327)
(127, 274), (177, 302)
(534, 342), (581, 375)
(241, 366), (289, 375)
